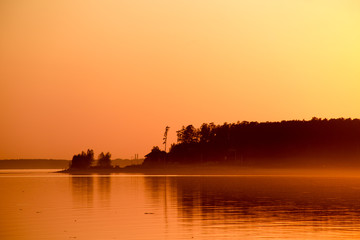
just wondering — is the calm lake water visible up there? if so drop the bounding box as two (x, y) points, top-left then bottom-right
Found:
(2, 170), (360, 239)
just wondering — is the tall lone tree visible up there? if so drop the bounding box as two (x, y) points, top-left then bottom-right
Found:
(163, 126), (170, 152)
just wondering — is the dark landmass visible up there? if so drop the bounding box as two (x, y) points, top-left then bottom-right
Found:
(143, 118), (360, 169)
(0, 159), (143, 169)
(58, 164), (360, 177)
(0, 159), (70, 169)
(62, 118), (360, 175)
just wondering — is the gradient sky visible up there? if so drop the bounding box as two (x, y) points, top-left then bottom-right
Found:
(1, 0), (359, 159)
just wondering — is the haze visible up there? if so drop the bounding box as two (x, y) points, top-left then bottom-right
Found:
(1, 0), (359, 159)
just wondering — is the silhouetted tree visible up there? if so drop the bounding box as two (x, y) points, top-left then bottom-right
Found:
(177, 125), (199, 144)
(97, 152), (112, 168)
(70, 149), (94, 169)
(199, 123), (216, 143)
(163, 126), (170, 152)
(142, 146), (167, 166)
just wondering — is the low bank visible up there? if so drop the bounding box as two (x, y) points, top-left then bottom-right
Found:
(56, 165), (360, 177)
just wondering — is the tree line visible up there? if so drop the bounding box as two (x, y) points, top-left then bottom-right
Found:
(143, 118), (360, 168)
(70, 149), (112, 169)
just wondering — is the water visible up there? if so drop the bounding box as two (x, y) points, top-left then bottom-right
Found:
(1, 170), (360, 239)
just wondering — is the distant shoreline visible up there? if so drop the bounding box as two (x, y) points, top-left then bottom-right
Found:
(0, 159), (143, 170)
(56, 165), (360, 177)
(0, 159), (69, 169)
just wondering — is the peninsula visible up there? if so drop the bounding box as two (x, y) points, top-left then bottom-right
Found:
(60, 118), (360, 175)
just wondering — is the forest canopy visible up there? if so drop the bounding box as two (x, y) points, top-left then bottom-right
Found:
(143, 118), (360, 168)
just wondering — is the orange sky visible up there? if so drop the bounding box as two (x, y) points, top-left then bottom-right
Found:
(1, 0), (359, 159)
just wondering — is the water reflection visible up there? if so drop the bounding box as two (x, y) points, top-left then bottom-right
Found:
(144, 176), (360, 232)
(71, 176), (94, 207)
(4, 171), (360, 239)
(70, 175), (112, 208)
(98, 176), (111, 208)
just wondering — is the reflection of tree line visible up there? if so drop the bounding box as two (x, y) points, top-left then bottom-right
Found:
(71, 176), (111, 206)
(144, 118), (360, 168)
(144, 177), (360, 223)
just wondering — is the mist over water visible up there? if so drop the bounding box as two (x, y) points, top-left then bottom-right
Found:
(2, 170), (360, 239)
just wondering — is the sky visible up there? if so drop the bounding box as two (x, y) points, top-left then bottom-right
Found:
(1, 0), (360, 159)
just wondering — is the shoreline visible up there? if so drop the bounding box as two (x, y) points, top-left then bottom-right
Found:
(56, 165), (360, 177)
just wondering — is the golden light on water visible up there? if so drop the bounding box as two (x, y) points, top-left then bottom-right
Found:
(2, 172), (360, 239)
